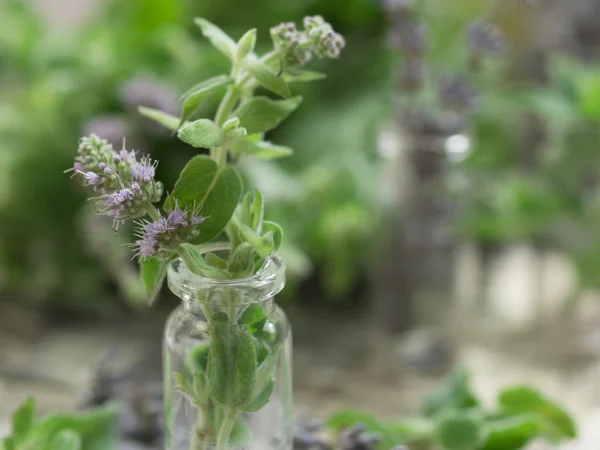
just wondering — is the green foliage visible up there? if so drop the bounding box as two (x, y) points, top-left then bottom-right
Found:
(140, 257), (167, 304)
(208, 313), (257, 409)
(2, 398), (119, 450)
(235, 96), (303, 135)
(178, 119), (224, 148)
(326, 369), (576, 450)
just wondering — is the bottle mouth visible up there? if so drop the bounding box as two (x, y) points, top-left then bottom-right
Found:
(167, 247), (285, 305)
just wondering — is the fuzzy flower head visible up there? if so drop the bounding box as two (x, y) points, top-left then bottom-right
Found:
(271, 16), (345, 69)
(73, 135), (124, 193)
(72, 135), (164, 224)
(135, 208), (205, 260)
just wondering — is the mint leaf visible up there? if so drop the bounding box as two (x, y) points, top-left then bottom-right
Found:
(179, 75), (234, 127)
(194, 17), (237, 60)
(230, 137), (293, 160)
(236, 29), (256, 61)
(166, 155), (217, 211)
(434, 411), (484, 450)
(140, 257), (167, 305)
(49, 430), (82, 450)
(208, 315), (257, 409)
(178, 243), (229, 279)
(138, 106), (181, 131)
(498, 386), (576, 441)
(262, 221), (283, 252)
(235, 96), (302, 135)
(481, 415), (540, 450)
(250, 190), (264, 231)
(423, 368), (480, 417)
(283, 69), (327, 83)
(244, 54), (291, 98)
(30, 404), (119, 450)
(196, 166), (243, 243)
(166, 156), (242, 243)
(178, 119), (224, 148)
(11, 397), (35, 438)
(228, 242), (255, 277)
(243, 380), (274, 412)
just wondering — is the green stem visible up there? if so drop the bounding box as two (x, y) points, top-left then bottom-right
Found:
(145, 204), (161, 221)
(216, 409), (238, 450)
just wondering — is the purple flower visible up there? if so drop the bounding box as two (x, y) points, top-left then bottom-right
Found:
(131, 156), (157, 183)
(100, 183), (145, 221)
(72, 135), (164, 224)
(135, 208), (205, 259)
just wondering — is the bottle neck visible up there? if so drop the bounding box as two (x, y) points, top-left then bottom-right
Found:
(168, 255), (286, 314)
(182, 295), (276, 320)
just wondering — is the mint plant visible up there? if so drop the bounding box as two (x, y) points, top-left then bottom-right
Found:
(70, 16), (344, 450)
(324, 368), (576, 450)
(1, 398), (119, 450)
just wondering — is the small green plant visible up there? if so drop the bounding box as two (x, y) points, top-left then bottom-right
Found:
(0, 398), (119, 450)
(324, 368), (576, 450)
(70, 15), (344, 450)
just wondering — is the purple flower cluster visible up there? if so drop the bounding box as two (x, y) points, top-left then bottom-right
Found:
(72, 135), (163, 223)
(270, 16), (345, 68)
(136, 209), (205, 260)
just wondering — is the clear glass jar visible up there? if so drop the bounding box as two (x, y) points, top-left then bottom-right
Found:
(164, 254), (292, 450)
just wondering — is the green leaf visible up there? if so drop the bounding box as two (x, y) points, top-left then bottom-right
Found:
(194, 17), (237, 60)
(11, 397), (35, 438)
(498, 386), (576, 441)
(239, 224), (274, 257)
(49, 430), (82, 450)
(165, 156), (243, 243)
(166, 155), (217, 210)
(235, 96), (303, 135)
(178, 119), (223, 148)
(228, 242), (255, 277)
(178, 243), (229, 279)
(27, 404), (119, 450)
(262, 221), (283, 252)
(481, 415), (541, 450)
(423, 368), (480, 417)
(250, 190), (264, 231)
(229, 418), (251, 446)
(138, 106), (180, 131)
(200, 166), (243, 243)
(179, 75), (234, 127)
(327, 410), (397, 449)
(243, 380), (274, 412)
(239, 304), (268, 328)
(244, 343), (280, 412)
(205, 252), (228, 270)
(283, 69), (327, 83)
(236, 29), (256, 61)
(434, 411), (484, 450)
(230, 137), (293, 160)
(189, 343), (211, 373)
(243, 54), (291, 98)
(208, 316), (257, 408)
(140, 257), (167, 305)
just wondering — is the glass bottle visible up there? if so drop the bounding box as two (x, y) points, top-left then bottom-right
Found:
(164, 254), (292, 450)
